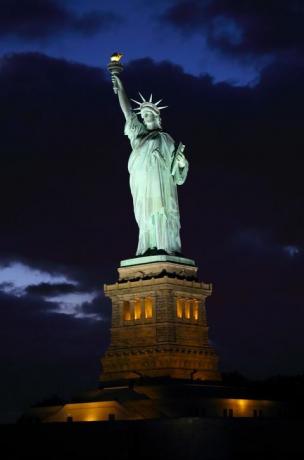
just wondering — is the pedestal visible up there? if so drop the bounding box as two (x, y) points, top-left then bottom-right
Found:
(100, 256), (221, 382)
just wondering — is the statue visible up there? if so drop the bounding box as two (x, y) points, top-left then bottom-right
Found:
(109, 54), (188, 256)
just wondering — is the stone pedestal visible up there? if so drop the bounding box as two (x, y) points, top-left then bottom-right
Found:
(100, 256), (221, 382)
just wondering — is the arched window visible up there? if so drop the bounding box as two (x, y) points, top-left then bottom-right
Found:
(134, 298), (142, 320)
(144, 297), (153, 319)
(123, 301), (131, 321)
(185, 299), (191, 319)
(193, 300), (199, 320)
(176, 298), (184, 318)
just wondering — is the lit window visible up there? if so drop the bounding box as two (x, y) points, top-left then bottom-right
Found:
(134, 298), (142, 320)
(123, 301), (131, 321)
(193, 300), (199, 320)
(144, 297), (153, 319)
(185, 300), (191, 319)
(176, 298), (183, 318)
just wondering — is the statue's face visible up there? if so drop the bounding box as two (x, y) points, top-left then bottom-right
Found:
(142, 110), (160, 130)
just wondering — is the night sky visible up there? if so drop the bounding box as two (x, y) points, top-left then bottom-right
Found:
(0, 0), (303, 422)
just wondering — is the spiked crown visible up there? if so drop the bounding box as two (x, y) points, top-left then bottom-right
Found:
(131, 93), (168, 116)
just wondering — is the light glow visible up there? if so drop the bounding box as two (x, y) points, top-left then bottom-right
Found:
(193, 300), (199, 320)
(123, 300), (131, 321)
(111, 52), (123, 62)
(185, 300), (191, 319)
(176, 298), (183, 318)
(144, 297), (153, 319)
(134, 298), (142, 320)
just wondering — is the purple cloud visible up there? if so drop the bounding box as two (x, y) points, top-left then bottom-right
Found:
(0, 0), (119, 40)
(161, 0), (304, 58)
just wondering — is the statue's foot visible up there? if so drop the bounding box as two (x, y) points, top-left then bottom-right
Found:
(140, 248), (169, 257)
(137, 248), (185, 257)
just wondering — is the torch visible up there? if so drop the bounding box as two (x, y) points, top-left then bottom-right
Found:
(107, 52), (124, 94)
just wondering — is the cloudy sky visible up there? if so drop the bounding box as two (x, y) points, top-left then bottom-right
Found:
(0, 0), (303, 422)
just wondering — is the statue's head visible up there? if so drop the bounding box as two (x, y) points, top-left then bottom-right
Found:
(141, 108), (162, 130)
(131, 93), (167, 130)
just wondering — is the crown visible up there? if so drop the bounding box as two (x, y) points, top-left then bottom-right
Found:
(131, 93), (168, 116)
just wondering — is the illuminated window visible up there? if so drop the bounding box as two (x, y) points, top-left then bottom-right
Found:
(176, 298), (183, 318)
(185, 300), (191, 319)
(144, 297), (153, 319)
(193, 300), (199, 320)
(123, 301), (131, 321)
(134, 298), (142, 320)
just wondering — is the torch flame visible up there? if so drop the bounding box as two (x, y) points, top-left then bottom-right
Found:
(111, 52), (123, 63)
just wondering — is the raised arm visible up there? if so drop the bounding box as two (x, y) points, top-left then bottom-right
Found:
(112, 75), (132, 121)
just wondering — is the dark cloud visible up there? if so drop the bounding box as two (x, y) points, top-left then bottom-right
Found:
(0, 0), (119, 40)
(24, 282), (110, 321)
(0, 290), (110, 421)
(0, 52), (303, 418)
(81, 293), (111, 319)
(0, 52), (303, 283)
(0, 281), (14, 290)
(207, 228), (304, 377)
(26, 282), (85, 296)
(161, 0), (304, 59)
(0, 51), (303, 269)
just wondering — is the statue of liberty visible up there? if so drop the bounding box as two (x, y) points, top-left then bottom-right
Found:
(112, 73), (188, 256)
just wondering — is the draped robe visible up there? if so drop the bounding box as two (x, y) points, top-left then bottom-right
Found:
(125, 113), (188, 255)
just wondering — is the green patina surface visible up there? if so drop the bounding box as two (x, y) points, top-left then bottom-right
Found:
(120, 255), (196, 267)
(112, 71), (189, 257)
